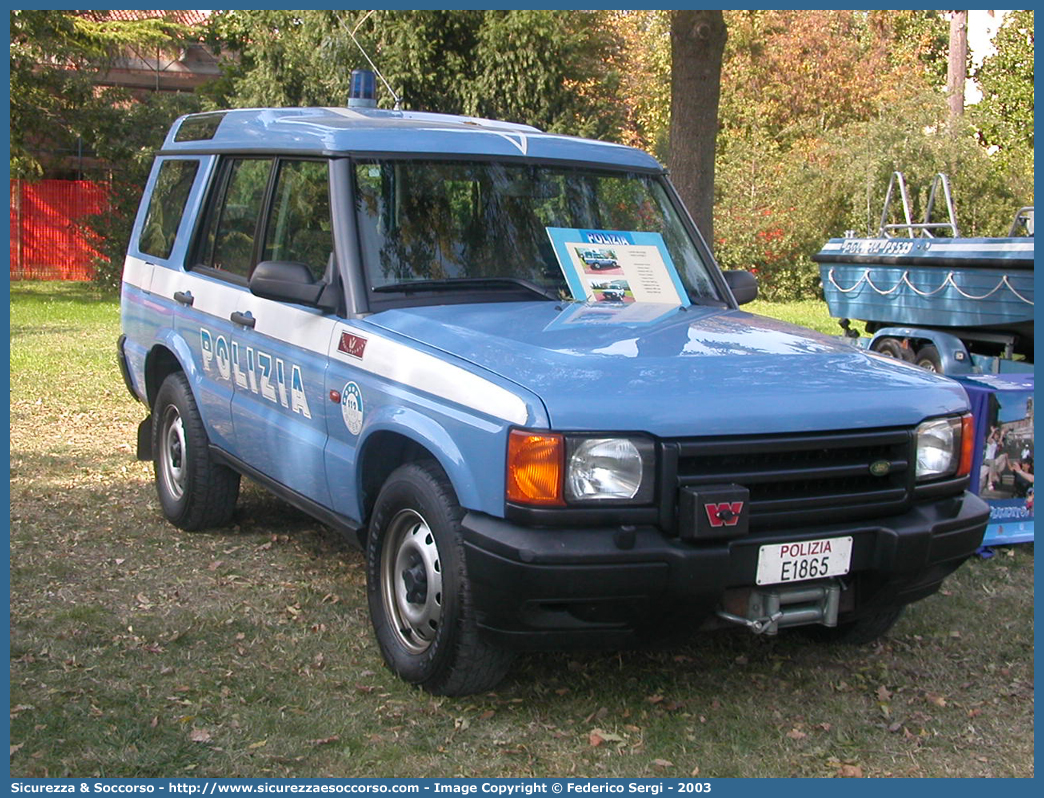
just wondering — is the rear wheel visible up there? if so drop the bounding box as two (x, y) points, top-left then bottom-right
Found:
(366, 460), (514, 696)
(153, 372), (240, 530)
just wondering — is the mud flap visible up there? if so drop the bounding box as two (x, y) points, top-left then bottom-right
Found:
(137, 416), (152, 461)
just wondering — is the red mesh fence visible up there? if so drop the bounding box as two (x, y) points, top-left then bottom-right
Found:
(10, 179), (109, 281)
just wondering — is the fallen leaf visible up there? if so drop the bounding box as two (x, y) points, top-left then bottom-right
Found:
(786, 729), (807, 740)
(653, 759), (674, 769)
(308, 735), (340, 746)
(150, 717), (159, 729)
(646, 694), (664, 705)
(10, 743), (24, 757)
(589, 728), (624, 746)
(247, 740), (267, 750)
(189, 728), (212, 743)
(818, 722), (832, 732)
(208, 560), (224, 571)
(478, 710), (495, 721)
(927, 694), (947, 708)
(839, 764), (863, 778)
(876, 686), (892, 702)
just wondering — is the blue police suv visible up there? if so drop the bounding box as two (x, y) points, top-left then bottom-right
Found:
(119, 92), (989, 695)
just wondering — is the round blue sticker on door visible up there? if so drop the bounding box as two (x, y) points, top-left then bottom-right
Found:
(341, 381), (364, 435)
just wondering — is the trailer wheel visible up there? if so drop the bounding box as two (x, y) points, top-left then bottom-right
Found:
(914, 345), (942, 373)
(871, 337), (913, 362)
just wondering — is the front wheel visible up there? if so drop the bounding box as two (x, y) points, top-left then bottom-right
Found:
(366, 461), (514, 696)
(153, 372), (240, 530)
(802, 606), (904, 645)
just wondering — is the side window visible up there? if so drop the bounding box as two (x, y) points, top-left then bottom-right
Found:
(197, 158), (272, 279)
(139, 159), (199, 260)
(262, 160), (333, 282)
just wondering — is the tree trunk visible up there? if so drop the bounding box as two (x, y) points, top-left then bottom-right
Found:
(668, 10), (727, 255)
(947, 10), (968, 126)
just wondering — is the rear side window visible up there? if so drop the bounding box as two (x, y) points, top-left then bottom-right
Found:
(139, 159), (199, 260)
(196, 158), (272, 279)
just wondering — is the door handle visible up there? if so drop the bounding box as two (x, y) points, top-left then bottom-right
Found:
(173, 291), (194, 306)
(230, 311), (256, 328)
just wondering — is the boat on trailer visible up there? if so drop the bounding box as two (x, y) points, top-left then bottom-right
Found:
(815, 173), (1034, 549)
(813, 173), (1034, 365)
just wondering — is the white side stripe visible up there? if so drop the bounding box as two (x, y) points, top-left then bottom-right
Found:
(122, 262), (530, 425)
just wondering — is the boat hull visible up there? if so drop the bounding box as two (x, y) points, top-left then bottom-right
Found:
(814, 236), (1034, 336)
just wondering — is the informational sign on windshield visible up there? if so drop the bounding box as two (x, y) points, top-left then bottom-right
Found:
(546, 228), (690, 308)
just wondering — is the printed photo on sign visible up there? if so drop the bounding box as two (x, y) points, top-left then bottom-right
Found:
(589, 278), (634, 304)
(574, 246), (621, 274)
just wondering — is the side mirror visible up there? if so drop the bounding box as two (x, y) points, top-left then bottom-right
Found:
(723, 269), (758, 305)
(249, 260), (336, 310)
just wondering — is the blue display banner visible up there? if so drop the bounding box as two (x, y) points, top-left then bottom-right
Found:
(956, 372), (1034, 547)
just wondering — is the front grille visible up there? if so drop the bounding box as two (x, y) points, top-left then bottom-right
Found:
(669, 428), (914, 530)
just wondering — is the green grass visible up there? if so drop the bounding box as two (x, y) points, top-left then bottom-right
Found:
(746, 298), (847, 337)
(8, 281), (1034, 778)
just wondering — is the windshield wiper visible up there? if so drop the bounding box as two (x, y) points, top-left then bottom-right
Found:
(372, 277), (561, 301)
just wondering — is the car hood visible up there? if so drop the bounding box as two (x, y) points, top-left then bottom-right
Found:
(363, 301), (969, 436)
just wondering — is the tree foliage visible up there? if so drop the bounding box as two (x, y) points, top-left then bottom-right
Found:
(973, 10), (1034, 174)
(202, 10), (625, 140)
(11, 10), (203, 290)
(10, 10), (193, 179)
(705, 9), (1032, 300)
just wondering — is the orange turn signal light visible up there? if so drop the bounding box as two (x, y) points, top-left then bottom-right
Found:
(958, 413), (975, 478)
(507, 430), (565, 506)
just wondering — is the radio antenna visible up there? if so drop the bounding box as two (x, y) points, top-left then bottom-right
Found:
(340, 10), (402, 110)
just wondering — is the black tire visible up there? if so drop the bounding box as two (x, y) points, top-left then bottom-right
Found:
(152, 372), (240, 531)
(871, 337), (914, 362)
(802, 606), (904, 645)
(914, 345), (943, 373)
(366, 460), (514, 696)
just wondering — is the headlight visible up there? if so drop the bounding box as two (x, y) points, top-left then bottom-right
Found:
(915, 415), (973, 481)
(565, 437), (655, 503)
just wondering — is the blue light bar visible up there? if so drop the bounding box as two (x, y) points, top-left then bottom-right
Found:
(348, 69), (377, 109)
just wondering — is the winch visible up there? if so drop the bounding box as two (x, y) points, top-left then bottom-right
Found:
(717, 580), (842, 635)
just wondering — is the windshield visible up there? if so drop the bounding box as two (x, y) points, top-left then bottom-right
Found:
(353, 160), (721, 304)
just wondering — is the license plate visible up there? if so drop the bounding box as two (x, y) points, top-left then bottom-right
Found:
(756, 536), (853, 586)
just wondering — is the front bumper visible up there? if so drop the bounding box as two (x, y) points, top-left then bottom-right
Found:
(461, 491), (989, 650)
